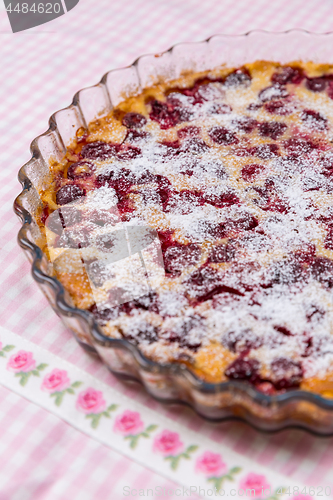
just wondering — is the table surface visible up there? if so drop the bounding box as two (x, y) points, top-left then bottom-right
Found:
(2, 0), (333, 498)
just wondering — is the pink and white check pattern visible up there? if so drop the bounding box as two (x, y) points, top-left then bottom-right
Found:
(1, 0), (333, 498)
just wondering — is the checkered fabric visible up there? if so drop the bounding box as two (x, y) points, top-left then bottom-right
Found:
(1, 0), (333, 498)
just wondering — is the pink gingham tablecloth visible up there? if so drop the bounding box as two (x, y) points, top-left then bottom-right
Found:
(1, 0), (333, 498)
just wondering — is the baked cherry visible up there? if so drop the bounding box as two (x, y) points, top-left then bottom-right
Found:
(208, 242), (235, 263)
(149, 99), (180, 129)
(241, 163), (264, 181)
(204, 191), (239, 208)
(306, 77), (328, 92)
(259, 85), (288, 102)
(224, 68), (251, 87)
(270, 357), (303, 390)
(207, 103), (232, 114)
(125, 130), (149, 142)
(232, 116), (258, 133)
(271, 66), (304, 85)
(177, 126), (200, 139)
(283, 137), (317, 155)
(181, 138), (209, 154)
(258, 121), (287, 140)
(265, 99), (293, 115)
(90, 304), (120, 325)
(81, 141), (119, 161)
(252, 143), (280, 159)
(122, 112), (147, 129)
(56, 184), (85, 206)
(301, 109), (327, 131)
(164, 244), (201, 276)
(117, 144), (141, 161)
(67, 161), (95, 180)
(225, 356), (260, 383)
(208, 126), (239, 145)
(222, 330), (262, 353)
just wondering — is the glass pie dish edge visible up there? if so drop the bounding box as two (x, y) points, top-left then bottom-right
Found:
(13, 30), (333, 435)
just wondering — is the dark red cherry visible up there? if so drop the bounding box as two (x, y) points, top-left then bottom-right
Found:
(149, 99), (180, 129)
(67, 161), (95, 180)
(90, 304), (120, 325)
(252, 143), (280, 159)
(56, 184), (85, 206)
(273, 325), (293, 336)
(208, 242), (235, 263)
(311, 257), (333, 288)
(208, 126), (239, 145)
(163, 244), (201, 276)
(265, 100), (293, 115)
(258, 121), (287, 140)
(241, 163), (264, 181)
(117, 144), (141, 161)
(306, 77), (327, 92)
(225, 356), (260, 383)
(95, 233), (116, 252)
(224, 69), (251, 87)
(181, 138), (209, 154)
(81, 141), (119, 161)
(122, 112), (147, 129)
(207, 103), (232, 114)
(301, 109), (327, 131)
(324, 229), (333, 250)
(232, 116), (258, 133)
(125, 129), (150, 142)
(222, 330), (262, 353)
(177, 126), (200, 139)
(271, 66), (304, 85)
(204, 191), (239, 208)
(283, 137), (317, 155)
(259, 85), (288, 102)
(270, 357), (303, 390)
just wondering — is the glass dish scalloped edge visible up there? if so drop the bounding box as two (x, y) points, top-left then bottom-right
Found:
(14, 30), (333, 434)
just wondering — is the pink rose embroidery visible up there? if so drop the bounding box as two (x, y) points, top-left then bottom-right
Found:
(240, 473), (270, 496)
(114, 410), (144, 435)
(153, 430), (184, 456)
(7, 350), (36, 372)
(195, 451), (227, 477)
(114, 410), (157, 449)
(42, 369), (70, 393)
(76, 387), (107, 414)
(153, 430), (198, 471)
(6, 351), (47, 386)
(76, 388), (117, 429)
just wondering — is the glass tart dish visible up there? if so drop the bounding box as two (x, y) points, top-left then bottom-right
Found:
(14, 30), (333, 434)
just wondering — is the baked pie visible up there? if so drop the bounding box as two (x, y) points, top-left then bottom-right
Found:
(38, 60), (333, 397)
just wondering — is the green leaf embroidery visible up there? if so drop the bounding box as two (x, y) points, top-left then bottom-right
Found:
(16, 372), (30, 387)
(0, 351), (4, 358)
(102, 411), (111, 418)
(54, 393), (64, 407)
(185, 444), (198, 454)
(71, 381), (82, 388)
(31, 370), (39, 376)
(36, 363), (48, 371)
(107, 404), (118, 412)
(206, 466), (242, 490)
(3, 345), (15, 352)
(66, 387), (75, 395)
(145, 424), (158, 433)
